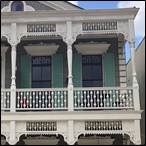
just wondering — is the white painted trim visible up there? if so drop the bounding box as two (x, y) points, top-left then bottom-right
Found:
(1, 110), (142, 121)
(24, 45), (59, 56)
(1, 46), (8, 88)
(74, 43), (110, 55)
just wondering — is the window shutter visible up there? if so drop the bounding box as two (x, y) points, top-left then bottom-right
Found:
(20, 54), (31, 88)
(103, 52), (115, 87)
(72, 53), (82, 87)
(52, 54), (63, 88)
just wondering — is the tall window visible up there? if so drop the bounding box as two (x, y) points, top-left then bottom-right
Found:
(82, 55), (103, 87)
(32, 56), (51, 88)
(11, 1), (24, 11)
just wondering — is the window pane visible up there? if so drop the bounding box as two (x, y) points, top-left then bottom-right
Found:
(82, 65), (92, 79)
(42, 66), (51, 80)
(32, 57), (42, 65)
(32, 82), (41, 88)
(83, 81), (92, 87)
(42, 82), (51, 88)
(42, 57), (51, 65)
(12, 2), (23, 11)
(82, 56), (92, 64)
(92, 55), (102, 63)
(93, 65), (102, 79)
(93, 81), (102, 87)
(32, 67), (41, 80)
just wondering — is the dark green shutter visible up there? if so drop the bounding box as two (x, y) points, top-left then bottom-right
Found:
(103, 53), (115, 87)
(72, 53), (82, 87)
(20, 55), (31, 88)
(52, 54), (63, 88)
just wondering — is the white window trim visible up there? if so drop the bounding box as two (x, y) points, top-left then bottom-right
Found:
(74, 42), (111, 87)
(1, 46), (8, 88)
(24, 44), (59, 88)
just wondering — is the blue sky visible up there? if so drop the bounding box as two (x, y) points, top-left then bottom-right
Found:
(69, 1), (145, 63)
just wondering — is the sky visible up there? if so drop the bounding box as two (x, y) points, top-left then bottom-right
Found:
(68, 1), (145, 63)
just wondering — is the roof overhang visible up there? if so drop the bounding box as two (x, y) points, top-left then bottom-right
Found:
(1, 8), (139, 23)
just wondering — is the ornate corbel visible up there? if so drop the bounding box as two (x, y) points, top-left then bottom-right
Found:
(125, 131), (141, 145)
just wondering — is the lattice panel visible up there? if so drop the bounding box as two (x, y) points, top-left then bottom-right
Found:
(82, 22), (117, 31)
(85, 121), (122, 131)
(26, 121), (57, 131)
(27, 24), (56, 33)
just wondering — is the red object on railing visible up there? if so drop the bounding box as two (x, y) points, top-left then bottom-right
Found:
(21, 97), (30, 108)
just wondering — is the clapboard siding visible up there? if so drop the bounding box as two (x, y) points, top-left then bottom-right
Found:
(5, 47), (11, 88)
(118, 38), (127, 87)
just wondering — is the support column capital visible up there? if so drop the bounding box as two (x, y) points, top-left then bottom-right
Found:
(128, 39), (135, 48)
(8, 37), (20, 48)
(64, 37), (76, 46)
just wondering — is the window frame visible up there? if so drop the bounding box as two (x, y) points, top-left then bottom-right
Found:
(82, 54), (103, 87)
(11, 1), (24, 11)
(31, 56), (52, 88)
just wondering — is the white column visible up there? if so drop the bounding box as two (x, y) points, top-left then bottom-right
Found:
(10, 44), (17, 112)
(134, 120), (141, 145)
(67, 120), (75, 145)
(66, 21), (73, 89)
(65, 21), (75, 111)
(128, 19), (140, 110)
(11, 44), (17, 87)
(9, 23), (18, 112)
(9, 121), (16, 145)
(128, 19), (138, 85)
(67, 43), (73, 88)
(67, 44), (74, 111)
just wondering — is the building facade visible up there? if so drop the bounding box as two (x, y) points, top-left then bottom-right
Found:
(127, 37), (145, 145)
(1, 1), (142, 145)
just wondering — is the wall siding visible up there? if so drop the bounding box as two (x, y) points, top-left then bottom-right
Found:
(5, 47), (11, 88)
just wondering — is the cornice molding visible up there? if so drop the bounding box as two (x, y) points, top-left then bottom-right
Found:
(1, 8), (139, 23)
(24, 44), (59, 56)
(74, 42), (110, 54)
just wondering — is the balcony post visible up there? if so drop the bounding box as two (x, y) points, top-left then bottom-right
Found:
(128, 19), (140, 110)
(10, 44), (17, 112)
(67, 43), (74, 111)
(8, 23), (19, 112)
(63, 21), (76, 111)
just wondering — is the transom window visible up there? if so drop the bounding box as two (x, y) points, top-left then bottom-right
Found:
(32, 56), (51, 88)
(82, 55), (103, 87)
(11, 1), (24, 11)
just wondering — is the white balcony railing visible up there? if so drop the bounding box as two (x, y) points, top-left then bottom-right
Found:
(16, 88), (68, 111)
(1, 87), (134, 112)
(74, 87), (134, 110)
(1, 89), (11, 111)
